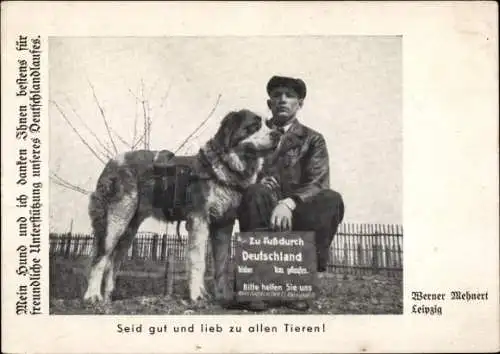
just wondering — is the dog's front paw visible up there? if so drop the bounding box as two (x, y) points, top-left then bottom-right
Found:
(189, 285), (208, 303)
(83, 289), (104, 304)
(185, 295), (211, 312)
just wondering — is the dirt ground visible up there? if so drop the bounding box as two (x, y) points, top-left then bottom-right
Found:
(49, 256), (403, 315)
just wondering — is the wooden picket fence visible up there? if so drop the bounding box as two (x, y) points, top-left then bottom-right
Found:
(49, 223), (403, 277)
(331, 223), (403, 276)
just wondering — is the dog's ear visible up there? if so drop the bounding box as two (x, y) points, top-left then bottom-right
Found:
(225, 150), (247, 173)
(214, 111), (243, 150)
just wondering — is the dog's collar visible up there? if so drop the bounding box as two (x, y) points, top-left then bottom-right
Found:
(197, 143), (247, 193)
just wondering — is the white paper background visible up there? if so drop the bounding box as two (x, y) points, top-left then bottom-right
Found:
(1, 2), (498, 353)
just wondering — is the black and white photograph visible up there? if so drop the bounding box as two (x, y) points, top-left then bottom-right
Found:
(2, 2), (497, 353)
(48, 36), (403, 315)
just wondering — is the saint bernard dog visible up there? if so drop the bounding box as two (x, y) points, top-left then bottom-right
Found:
(83, 110), (281, 305)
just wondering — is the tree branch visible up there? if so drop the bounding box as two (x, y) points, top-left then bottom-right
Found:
(64, 95), (114, 158)
(51, 180), (90, 195)
(141, 98), (148, 149)
(87, 79), (118, 154)
(133, 94), (138, 149)
(175, 94), (222, 154)
(111, 128), (133, 149)
(127, 87), (141, 103)
(51, 100), (107, 164)
(50, 172), (91, 195)
(132, 132), (145, 150)
(158, 78), (174, 109)
(147, 75), (162, 100)
(128, 86), (140, 149)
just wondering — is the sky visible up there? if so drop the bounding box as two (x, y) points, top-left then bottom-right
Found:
(49, 36), (402, 234)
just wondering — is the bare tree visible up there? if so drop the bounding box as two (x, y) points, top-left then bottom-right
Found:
(51, 78), (170, 197)
(51, 79), (222, 235)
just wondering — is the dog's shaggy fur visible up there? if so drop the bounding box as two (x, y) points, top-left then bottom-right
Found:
(83, 110), (280, 304)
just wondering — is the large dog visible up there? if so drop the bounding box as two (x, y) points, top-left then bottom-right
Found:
(83, 110), (280, 304)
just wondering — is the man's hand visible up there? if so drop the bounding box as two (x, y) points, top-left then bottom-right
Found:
(260, 176), (280, 190)
(270, 198), (296, 231)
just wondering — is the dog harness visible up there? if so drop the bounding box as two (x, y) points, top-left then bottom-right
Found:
(152, 147), (246, 224)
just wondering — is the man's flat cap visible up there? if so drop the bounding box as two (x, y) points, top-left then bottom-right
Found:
(266, 76), (307, 99)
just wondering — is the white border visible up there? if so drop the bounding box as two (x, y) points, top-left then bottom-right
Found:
(1, 2), (498, 353)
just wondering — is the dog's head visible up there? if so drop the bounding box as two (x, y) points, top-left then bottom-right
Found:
(214, 109), (281, 154)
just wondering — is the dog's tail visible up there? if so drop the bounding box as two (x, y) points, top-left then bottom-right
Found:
(88, 161), (122, 265)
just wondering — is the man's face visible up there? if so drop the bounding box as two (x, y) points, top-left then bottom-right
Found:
(267, 86), (304, 125)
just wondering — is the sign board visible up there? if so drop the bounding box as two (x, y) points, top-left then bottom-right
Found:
(234, 231), (318, 301)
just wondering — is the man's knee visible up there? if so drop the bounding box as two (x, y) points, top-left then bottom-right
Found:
(296, 190), (344, 217)
(316, 189), (343, 205)
(317, 189), (344, 222)
(293, 189), (344, 245)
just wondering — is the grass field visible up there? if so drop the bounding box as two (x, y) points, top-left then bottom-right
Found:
(50, 255), (403, 315)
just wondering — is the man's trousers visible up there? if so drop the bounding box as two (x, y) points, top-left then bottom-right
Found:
(237, 184), (345, 272)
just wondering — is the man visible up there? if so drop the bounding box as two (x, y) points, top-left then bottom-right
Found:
(236, 75), (345, 311)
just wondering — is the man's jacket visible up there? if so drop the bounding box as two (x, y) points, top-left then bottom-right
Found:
(261, 119), (330, 203)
